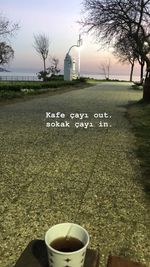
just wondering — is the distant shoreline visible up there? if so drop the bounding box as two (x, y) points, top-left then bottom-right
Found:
(0, 68), (10, 72)
(0, 71), (140, 82)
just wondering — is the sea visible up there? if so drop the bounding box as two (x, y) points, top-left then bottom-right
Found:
(0, 71), (140, 82)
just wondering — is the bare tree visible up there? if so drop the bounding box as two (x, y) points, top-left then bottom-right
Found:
(81, 0), (150, 101)
(114, 37), (136, 82)
(48, 57), (61, 76)
(99, 58), (111, 80)
(0, 13), (19, 40)
(0, 14), (19, 68)
(33, 33), (49, 74)
(0, 42), (14, 65)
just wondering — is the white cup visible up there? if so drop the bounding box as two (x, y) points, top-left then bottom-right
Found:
(45, 223), (89, 267)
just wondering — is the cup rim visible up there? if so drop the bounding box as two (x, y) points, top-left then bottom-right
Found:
(45, 222), (89, 255)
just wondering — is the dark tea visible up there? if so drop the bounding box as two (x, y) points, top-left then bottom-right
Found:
(50, 236), (84, 252)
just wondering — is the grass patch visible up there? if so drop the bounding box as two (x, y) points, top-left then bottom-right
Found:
(131, 84), (143, 90)
(127, 101), (150, 196)
(0, 79), (92, 102)
(0, 80), (75, 91)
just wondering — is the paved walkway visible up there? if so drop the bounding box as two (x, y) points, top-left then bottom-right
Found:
(0, 82), (150, 267)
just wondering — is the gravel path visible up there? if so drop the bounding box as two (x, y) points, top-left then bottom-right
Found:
(0, 82), (149, 267)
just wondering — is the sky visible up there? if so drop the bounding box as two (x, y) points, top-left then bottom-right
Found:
(1, 0), (141, 79)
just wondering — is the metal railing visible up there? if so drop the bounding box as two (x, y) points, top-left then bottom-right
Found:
(0, 76), (39, 81)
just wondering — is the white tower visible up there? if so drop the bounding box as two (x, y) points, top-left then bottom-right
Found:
(64, 35), (83, 81)
(64, 53), (73, 81)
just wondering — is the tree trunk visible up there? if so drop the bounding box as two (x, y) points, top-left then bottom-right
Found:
(143, 74), (150, 102)
(143, 59), (150, 102)
(140, 61), (145, 82)
(43, 58), (46, 73)
(129, 62), (134, 82)
(43, 57), (47, 82)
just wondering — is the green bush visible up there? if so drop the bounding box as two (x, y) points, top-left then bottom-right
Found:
(0, 90), (22, 98)
(0, 80), (74, 91)
(0, 79), (79, 100)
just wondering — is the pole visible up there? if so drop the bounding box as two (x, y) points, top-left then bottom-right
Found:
(78, 47), (81, 79)
(77, 34), (82, 79)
